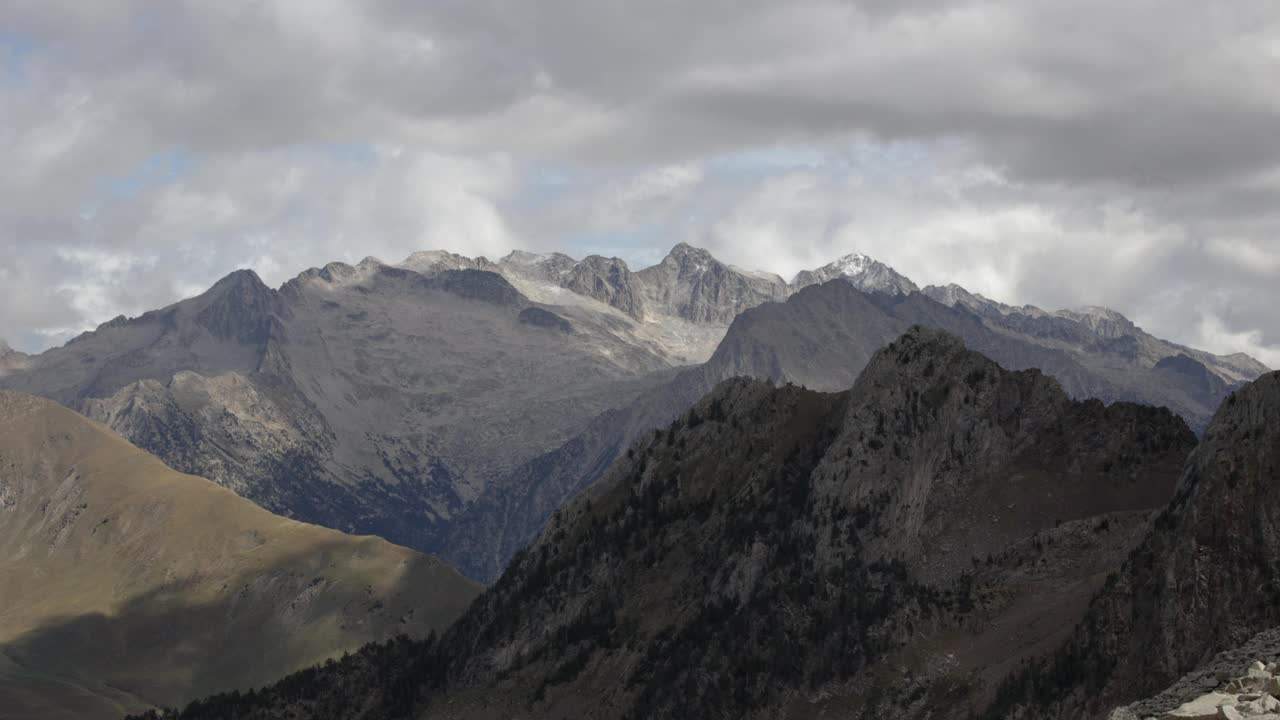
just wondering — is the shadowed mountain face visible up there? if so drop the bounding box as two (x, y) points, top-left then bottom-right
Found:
(0, 246), (1263, 585)
(440, 280), (1237, 582)
(985, 370), (1280, 720)
(148, 328), (1196, 720)
(0, 391), (480, 720)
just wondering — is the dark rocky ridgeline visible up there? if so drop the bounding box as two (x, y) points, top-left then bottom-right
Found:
(146, 327), (1195, 720)
(440, 280), (1185, 583)
(985, 371), (1280, 720)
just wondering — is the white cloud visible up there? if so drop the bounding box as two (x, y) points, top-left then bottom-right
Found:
(1, 0), (1280, 368)
(1195, 312), (1280, 369)
(1, 146), (518, 349)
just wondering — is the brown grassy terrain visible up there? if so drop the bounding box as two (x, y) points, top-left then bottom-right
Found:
(0, 391), (481, 719)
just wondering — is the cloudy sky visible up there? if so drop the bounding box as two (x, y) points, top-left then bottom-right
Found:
(2, 1), (1279, 365)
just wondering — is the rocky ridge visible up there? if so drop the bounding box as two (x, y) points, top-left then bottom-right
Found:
(0, 244), (1266, 585)
(922, 285), (1267, 387)
(792, 251), (920, 296)
(984, 370), (1280, 719)
(405, 244), (922, 365)
(144, 328), (1198, 720)
(441, 280), (1243, 581)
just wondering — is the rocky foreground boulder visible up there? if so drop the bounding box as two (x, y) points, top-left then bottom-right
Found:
(1110, 643), (1280, 720)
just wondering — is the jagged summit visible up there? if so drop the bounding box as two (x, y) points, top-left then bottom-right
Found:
(1056, 305), (1139, 339)
(791, 251), (920, 296)
(193, 268), (282, 344)
(635, 242), (790, 325)
(95, 314), (132, 331)
(925, 282), (999, 310)
(501, 249), (575, 266)
(206, 267), (269, 294)
(664, 241), (718, 266)
(1226, 351), (1271, 370)
(375, 240), (1268, 425)
(398, 249), (480, 274)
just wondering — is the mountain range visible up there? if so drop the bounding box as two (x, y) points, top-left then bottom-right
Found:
(3, 235), (1276, 719)
(0, 245), (1263, 589)
(0, 391), (479, 719)
(132, 326), (1232, 719)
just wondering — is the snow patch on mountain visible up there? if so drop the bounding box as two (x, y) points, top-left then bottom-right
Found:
(791, 252), (920, 296)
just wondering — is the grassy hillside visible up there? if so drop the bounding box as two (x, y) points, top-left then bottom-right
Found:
(0, 391), (481, 719)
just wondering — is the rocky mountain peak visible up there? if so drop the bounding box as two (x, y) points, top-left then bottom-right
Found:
(634, 243), (789, 324)
(565, 254), (645, 320)
(1225, 352), (1273, 372)
(659, 242), (721, 276)
(666, 241), (714, 260)
(1055, 305), (1138, 339)
(578, 253), (631, 272)
(501, 249), (555, 265)
(207, 267), (269, 294)
(924, 282), (991, 310)
(496, 250), (579, 284)
(399, 250), (479, 275)
(1204, 369), (1280, 445)
(823, 325), (1194, 579)
(791, 251), (919, 296)
(94, 314), (132, 331)
(194, 269), (281, 344)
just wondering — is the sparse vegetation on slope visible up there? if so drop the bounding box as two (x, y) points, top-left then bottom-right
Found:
(0, 392), (480, 719)
(984, 371), (1280, 719)
(151, 327), (1196, 720)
